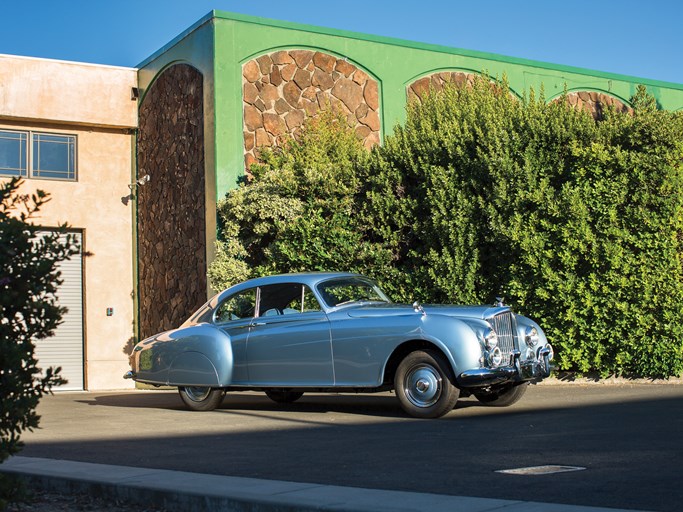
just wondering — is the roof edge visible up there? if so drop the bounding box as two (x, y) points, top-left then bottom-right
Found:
(209, 10), (683, 91)
(0, 53), (136, 72)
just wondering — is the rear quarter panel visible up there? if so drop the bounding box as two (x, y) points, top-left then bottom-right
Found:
(132, 324), (233, 386)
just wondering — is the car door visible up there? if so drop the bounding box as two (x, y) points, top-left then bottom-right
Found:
(246, 283), (333, 385)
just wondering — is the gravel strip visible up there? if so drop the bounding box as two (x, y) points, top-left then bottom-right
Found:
(7, 490), (167, 512)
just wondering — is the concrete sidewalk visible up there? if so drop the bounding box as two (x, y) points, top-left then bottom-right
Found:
(1, 456), (652, 512)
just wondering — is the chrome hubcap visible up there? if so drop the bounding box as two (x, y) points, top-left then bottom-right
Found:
(405, 364), (442, 408)
(185, 386), (211, 402)
(416, 379), (430, 392)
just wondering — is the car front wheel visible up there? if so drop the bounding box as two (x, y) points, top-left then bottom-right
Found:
(474, 382), (528, 407)
(178, 386), (225, 411)
(394, 350), (459, 418)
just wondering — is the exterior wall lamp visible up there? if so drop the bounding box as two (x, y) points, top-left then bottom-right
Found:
(122, 174), (150, 205)
(128, 174), (150, 190)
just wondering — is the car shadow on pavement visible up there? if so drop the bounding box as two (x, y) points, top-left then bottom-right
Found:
(76, 387), (506, 418)
(76, 391), (409, 419)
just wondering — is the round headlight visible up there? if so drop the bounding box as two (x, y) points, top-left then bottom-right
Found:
(525, 326), (540, 347)
(484, 328), (498, 350)
(489, 347), (503, 367)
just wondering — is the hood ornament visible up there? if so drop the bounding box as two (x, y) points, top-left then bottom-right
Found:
(412, 301), (426, 316)
(495, 297), (505, 307)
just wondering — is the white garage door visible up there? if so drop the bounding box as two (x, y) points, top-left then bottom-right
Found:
(34, 230), (84, 391)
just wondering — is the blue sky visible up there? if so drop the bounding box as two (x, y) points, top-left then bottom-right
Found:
(1, 0), (682, 84)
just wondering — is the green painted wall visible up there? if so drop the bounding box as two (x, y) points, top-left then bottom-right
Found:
(140, 9), (683, 201)
(137, 10), (683, 270)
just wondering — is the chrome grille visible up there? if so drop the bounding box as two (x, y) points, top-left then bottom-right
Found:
(490, 311), (517, 362)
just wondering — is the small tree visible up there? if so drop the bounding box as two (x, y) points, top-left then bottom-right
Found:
(0, 177), (79, 502)
(208, 110), (390, 290)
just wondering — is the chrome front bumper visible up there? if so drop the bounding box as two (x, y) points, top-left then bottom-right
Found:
(458, 347), (552, 387)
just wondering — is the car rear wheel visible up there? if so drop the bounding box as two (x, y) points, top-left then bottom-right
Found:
(394, 350), (459, 418)
(178, 386), (225, 411)
(265, 389), (304, 404)
(474, 382), (528, 407)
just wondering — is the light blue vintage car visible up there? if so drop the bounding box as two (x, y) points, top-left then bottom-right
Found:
(126, 272), (552, 418)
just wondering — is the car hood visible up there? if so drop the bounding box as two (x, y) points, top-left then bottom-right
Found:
(345, 303), (508, 320)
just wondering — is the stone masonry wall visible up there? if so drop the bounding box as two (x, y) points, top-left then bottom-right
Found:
(137, 64), (206, 339)
(560, 91), (632, 120)
(408, 72), (632, 121)
(407, 71), (633, 119)
(242, 50), (380, 168)
(407, 71), (477, 102)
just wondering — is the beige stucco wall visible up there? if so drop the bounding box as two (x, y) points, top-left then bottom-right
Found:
(0, 54), (137, 128)
(0, 55), (138, 390)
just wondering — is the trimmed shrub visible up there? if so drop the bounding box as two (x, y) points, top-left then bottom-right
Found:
(367, 80), (683, 377)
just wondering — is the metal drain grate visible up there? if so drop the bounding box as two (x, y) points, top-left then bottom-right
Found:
(496, 465), (586, 475)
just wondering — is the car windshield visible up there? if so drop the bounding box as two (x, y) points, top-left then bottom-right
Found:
(316, 278), (390, 308)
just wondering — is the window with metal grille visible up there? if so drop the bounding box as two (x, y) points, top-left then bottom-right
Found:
(0, 130), (27, 177)
(0, 129), (77, 181)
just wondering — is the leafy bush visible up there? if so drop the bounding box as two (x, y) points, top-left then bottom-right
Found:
(0, 177), (80, 504)
(529, 89), (683, 377)
(211, 81), (683, 378)
(208, 110), (390, 290)
(367, 80), (683, 377)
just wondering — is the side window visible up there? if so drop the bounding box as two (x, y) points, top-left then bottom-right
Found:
(32, 133), (77, 180)
(0, 130), (76, 181)
(214, 288), (256, 323)
(283, 285), (322, 314)
(302, 286), (322, 313)
(0, 130), (27, 177)
(258, 283), (322, 316)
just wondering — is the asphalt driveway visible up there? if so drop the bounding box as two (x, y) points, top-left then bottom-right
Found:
(18, 383), (683, 511)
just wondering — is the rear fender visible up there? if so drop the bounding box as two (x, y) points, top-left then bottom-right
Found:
(169, 352), (220, 387)
(133, 325), (234, 387)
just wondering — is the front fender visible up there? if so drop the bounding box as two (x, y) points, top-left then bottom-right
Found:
(381, 315), (484, 383)
(515, 315), (550, 358)
(419, 315), (484, 376)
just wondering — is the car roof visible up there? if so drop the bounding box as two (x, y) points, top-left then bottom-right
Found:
(211, 272), (368, 305)
(238, 271), (363, 289)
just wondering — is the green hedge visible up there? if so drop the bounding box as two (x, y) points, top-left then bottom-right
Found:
(210, 81), (683, 378)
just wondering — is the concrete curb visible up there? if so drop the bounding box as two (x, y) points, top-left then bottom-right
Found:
(0, 456), (652, 512)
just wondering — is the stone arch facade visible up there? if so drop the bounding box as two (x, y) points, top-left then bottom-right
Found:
(137, 63), (207, 339)
(407, 71), (522, 103)
(242, 49), (380, 167)
(554, 91), (632, 120)
(407, 71), (478, 102)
